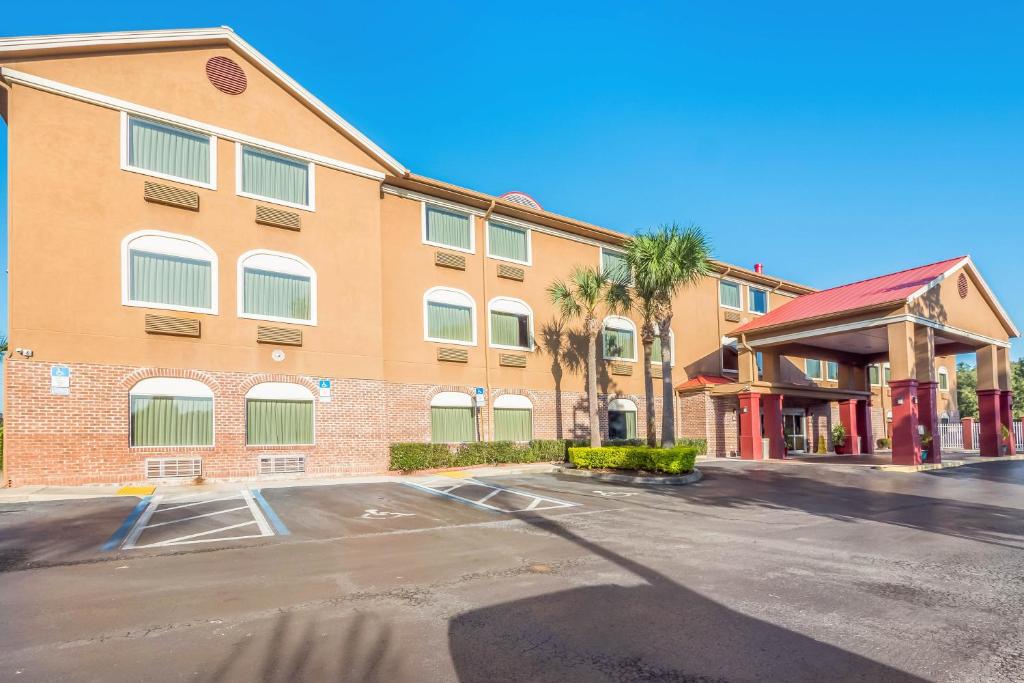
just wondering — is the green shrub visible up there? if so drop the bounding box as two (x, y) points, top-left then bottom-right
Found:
(389, 443), (453, 471)
(388, 439), (571, 472)
(568, 445), (699, 475)
(876, 437), (892, 449)
(676, 438), (707, 455)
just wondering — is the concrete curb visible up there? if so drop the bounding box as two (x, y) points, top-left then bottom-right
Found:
(553, 465), (703, 486)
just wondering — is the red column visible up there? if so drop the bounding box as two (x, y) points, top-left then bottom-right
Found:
(889, 379), (920, 466)
(738, 392), (763, 460)
(916, 381), (941, 464)
(1000, 390), (1016, 455)
(977, 389), (1002, 457)
(838, 400), (860, 455)
(961, 417), (975, 450)
(857, 398), (874, 454)
(762, 394), (785, 459)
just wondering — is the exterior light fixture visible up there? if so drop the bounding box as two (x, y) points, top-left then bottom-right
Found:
(896, 397), (904, 406)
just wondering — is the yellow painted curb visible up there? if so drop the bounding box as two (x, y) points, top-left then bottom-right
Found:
(436, 471), (475, 479)
(117, 485), (156, 496)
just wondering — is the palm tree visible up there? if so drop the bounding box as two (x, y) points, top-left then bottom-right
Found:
(628, 224), (712, 447)
(625, 238), (667, 447)
(548, 266), (629, 447)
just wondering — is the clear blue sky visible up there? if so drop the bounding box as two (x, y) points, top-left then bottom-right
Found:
(2, 1), (1022, 367)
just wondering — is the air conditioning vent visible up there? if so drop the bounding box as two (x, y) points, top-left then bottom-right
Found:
(496, 264), (525, 281)
(651, 364), (663, 379)
(256, 205), (302, 231)
(435, 252), (467, 270)
(437, 347), (469, 363)
(145, 314), (201, 338)
(499, 353), (527, 368)
(144, 181), (199, 211)
(146, 458), (202, 479)
(724, 310), (741, 323)
(259, 455), (306, 475)
(257, 325), (302, 346)
(610, 362), (633, 376)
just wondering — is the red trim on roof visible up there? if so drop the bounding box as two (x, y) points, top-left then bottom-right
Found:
(676, 374), (734, 391)
(734, 256), (966, 334)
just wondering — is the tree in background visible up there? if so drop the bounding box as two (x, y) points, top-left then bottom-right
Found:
(1012, 359), (1024, 419)
(956, 362), (978, 418)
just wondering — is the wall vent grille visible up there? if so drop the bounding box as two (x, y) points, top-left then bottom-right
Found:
(256, 205), (302, 231)
(257, 326), (302, 346)
(260, 455), (306, 475)
(496, 264), (525, 281)
(145, 314), (201, 337)
(435, 252), (467, 270)
(610, 362), (633, 376)
(723, 310), (742, 323)
(144, 181), (199, 211)
(146, 458), (202, 479)
(651, 364), (663, 379)
(499, 353), (527, 368)
(437, 347), (469, 363)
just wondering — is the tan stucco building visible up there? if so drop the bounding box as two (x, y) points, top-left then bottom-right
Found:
(0, 28), (1013, 485)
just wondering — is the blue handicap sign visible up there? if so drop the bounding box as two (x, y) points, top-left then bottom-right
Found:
(474, 387), (485, 396)
(319, 379), (331, 390)
(51, 365), (71, 378)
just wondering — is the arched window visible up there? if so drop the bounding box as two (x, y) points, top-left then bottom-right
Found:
(122, 231), (217, 314)
(129, 377), (213, 447)
(238, 250), (316, 325)
(245, 382), (315, 445)
(608, 398), (638, 440)
(938, 367), (950, 392)
(493, 394), (533, 442)
(488, 297), (533, 350)
(424, 287), (477, 345)
(602, 316), (637, 361)
(650, 328), (675, 367)
(430, 392), (476, 443)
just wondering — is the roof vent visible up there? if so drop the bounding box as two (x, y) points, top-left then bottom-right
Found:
(206, 56), (247, 95)
(957, 272), (969, 299)
(500, 191), (542, 211)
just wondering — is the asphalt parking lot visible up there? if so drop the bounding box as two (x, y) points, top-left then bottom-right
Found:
(1, 460), (1023, 682)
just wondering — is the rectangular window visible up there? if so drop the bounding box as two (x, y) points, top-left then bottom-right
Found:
(608, 410), (637, 440)
(806, 359), (823, 380)
(490, 311), (530, 348)
(427, 301), (473, 342)
(243, 268), (312, 321)
(869, 365), (881, 386)
(720, 281), (741, 309)
(601, 249), (630, 283)
(749, 287), (768, 314)
(826, 361), (839, 381)
(939, 371), (949, 391)
(431, 407), (476, 443)
(246, 399), (314, 445)
(756, 351), (764, 379)
(883, 365), (891, 385)
(487, 221), (529, 263)
(603, 327), (635, 360)
(239, 145), (311, 208)
(126, 116), (212, 186)
(651, 337), (663, 363)
(425, 205), (472, 251)
(130, 396), (213, 447)
(130, 251), (212, 310)
(494, 408), (533, 441)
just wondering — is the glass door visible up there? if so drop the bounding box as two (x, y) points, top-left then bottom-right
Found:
(784, 413), (806, 452)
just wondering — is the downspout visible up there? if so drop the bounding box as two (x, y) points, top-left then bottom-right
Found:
(480, 199), (496, 441)
(717, 267), (731, 376)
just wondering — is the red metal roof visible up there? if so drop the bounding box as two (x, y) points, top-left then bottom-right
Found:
(734, 256), (966, 334)
(676, 374), (734, 391)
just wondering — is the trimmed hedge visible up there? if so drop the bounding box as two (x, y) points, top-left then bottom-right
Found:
(568, 445), (699, 475)
(389, 439), (568, 472)
(568, 438), (707, 455)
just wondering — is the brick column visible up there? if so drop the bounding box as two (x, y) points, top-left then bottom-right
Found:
(961, 417), (975, 450)
(916, 381), (941, 464)
(737, 392), (763, 460)
(889, 379), (921, 466)
(857, 398), (874, 454)
(838, 399), (860, 455)
(762, 394), (785, 459)
(999, 391), (1015, 455)
(977, 389), (1002, 457)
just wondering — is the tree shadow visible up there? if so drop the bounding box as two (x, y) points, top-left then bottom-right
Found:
(448, 512), (925, 682)
(539, 319), (588, 440)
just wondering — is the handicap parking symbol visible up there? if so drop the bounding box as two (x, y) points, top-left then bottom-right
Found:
(360, 509), (415, 519)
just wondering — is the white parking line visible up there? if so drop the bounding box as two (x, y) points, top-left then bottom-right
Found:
(119, 489), (276, 550)
(405, 478), (580, 513)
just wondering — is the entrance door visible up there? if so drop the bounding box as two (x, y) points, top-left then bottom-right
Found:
(784, 412), (806, 452)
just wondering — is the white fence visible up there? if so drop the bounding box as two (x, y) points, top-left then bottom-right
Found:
(938, 420), (1022, 450)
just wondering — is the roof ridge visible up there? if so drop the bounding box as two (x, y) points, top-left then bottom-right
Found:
(794, 255), (967, 298)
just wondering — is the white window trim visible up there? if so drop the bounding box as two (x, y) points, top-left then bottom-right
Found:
(487, 297), (535, 351)
(431, 391), (475, 408)
(882, 362), (891, 386)
(494, 394), (533, 410)
(485, 219), (532, 266)
(608, 398), (638, 413)
(747, 285), (769, 315)
(938, 367), (950, 392)
(244, 382), (316, 447)
(421, 201), (476, 254)
(120, 112), (217, 190)
(237, 249), (318, 326)
(235, 142), (316, 212)
(825, 361), (840, 382)
(869, 364), (882, 386)
(805, 358), (824, 381)
(650, 327), (676, 367)
(719, 278), (743, 311)
(602, 315), (638, 362)
(121, 230), (218, 315)
(423, 286), (478, 346)
(129, 377), (215, 449)
(721, 336), (739, 375)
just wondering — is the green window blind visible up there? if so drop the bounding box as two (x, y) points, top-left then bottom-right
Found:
(651, 337), (663, 363)
(749, 287), (768, 314)
(883, 366), (891, 385)
(608, 410), (637, 440)
(246, 399), (314, 445)
(130, 396), (213, 447)
(826, 361), (839, 381)
(604, 326), (635, 359)
(128, 117), (210, 184)
(428, 301), (473, 342)
(130, 250), (212, 309)
(244, 268), (311, 321)
(806, 359), (822, 379)
(241, 146), (309, 206)
(720, 281), (741, 309)
(939, 371), (949, 391)
(491, 311), (528, 347)
(426, 206), (471, 250)
(601, 250), (629, 282)
(494, 408), (533, 442)
(869, 365), (880, 385)
(488, 222), (528, 262)
(431, 407), (476, 443)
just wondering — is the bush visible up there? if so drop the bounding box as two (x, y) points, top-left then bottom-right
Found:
(389, 439), (569, 472)
(568, 445), (699, 475)
(876, 437), (892, 449)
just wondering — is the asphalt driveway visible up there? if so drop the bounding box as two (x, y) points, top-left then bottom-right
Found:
(0, 460), (1022, 682)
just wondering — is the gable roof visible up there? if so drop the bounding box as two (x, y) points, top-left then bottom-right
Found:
(675, 374), (734, 392)
(0, 27), (408, 177)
